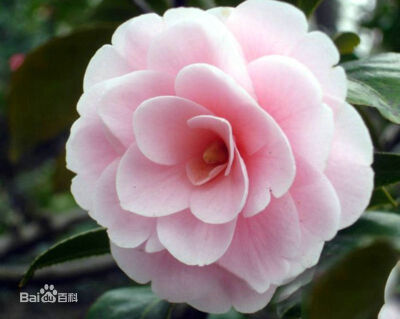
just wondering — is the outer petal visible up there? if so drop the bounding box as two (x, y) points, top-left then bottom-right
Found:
(288, 31), (346, 100)
(379, 304), (400, 319)
(98, 71), (175, 148)
(92, 159), (154, 248)
(248, 55), (334, 171)
(145, 231), (165, 253)
(290, 157), (341, 240)
(133, 96), (215, 165)
(324, 96), (374, 228)
(66, 117), (118, 176)
(190, 150), (248, 224)
(157, 210), (236, 266)
(83, 45), (133, 92)
(111, 244), (276, 313)
(112, 13), (164, 69)
(147, 12), (253, 93)
(219, 194), (301, 293)
(226, 0), (307, 61)
(116, 144), (192, 217)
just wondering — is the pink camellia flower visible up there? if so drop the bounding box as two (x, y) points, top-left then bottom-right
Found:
(66, 0), (374, 313)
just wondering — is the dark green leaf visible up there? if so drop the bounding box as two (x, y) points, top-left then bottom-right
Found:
(343, 53), (400, 124)
(20, 227), (109, 287)
(296, 0), (324, 17)
(334, 32), (361, 55)
(91, 0), (140, 23)
(340, 211), (400, 238)
(8, 24), (115, 162)
(86, 286), (171, 319)
(208, 309), (244, 319)
(373, 152), (400, 188)
(304, 241), (398, 319)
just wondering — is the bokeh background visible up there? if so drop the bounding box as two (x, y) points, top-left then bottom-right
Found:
(1, 0), (400, 318)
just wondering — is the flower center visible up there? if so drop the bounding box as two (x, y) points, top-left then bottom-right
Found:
(202, 140), (229, 165)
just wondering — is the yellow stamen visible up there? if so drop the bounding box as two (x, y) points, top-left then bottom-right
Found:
(202, 140), (228, 165)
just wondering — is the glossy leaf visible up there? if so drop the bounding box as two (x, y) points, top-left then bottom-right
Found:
(343, 53), (400, 124)
(86, 286), (171, 319)
(208, 309), (244, 319)
(334, 32), (361, 55)
(373, 152), (400, 188)
(8, 25), (114, 162)
(305, 241), (398, 319)
(20, 228), (109, 287)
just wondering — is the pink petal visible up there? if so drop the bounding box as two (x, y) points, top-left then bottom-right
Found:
(324, 96), (374, 228)
(288, 31), (346, 99)
(187, 115), (234, 175)
(290, 156), (341, 240)
(97, 70), (175, 148)
(66, 117), (118, 177)
(226, 0), (307, 61)
(219, 194), (301, 292)
(133, 96), (215, 165)
(242, 144), (296, 217)
(207, 7), (234, 23)
(70, 173), (97, 210)
(110, 244), (277, 313)
(83, 45), (133, 92)
(186, 158), (226, 186)
(157, 210), (236, 266)
(116, 144), (192, 217)
(248, 55), (334, 171)
(147, 14), (253, 94)
(190, 150), (248, 224)
(92, 159), (154, 248)
(175, 64), (293, 157)
(112, 13), (164, 70)
(144, 231), (165, 253)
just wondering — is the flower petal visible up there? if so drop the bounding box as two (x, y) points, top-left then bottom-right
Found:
(226, 0), (307, 61)
(157, 210), (236, 266)
(112, 13), (164, 70)
(190, 150), (248, 224)
(248, 55), (334, 171)
(176, 63), (293, 158)
(187, 115), (235, 175)
(83, 45), (133, 92)
(288, 31), (346, 99)
(66, 117), (118, 177)
(290, 156), (341, 240)
(116, 144), (192, 217)
(219, 194), (301, 292)
(98, 70), (175, 148)
(133, 96), (216, 165)
(92, 159), (154, 248)
(147, 13), (253, 93)
(110, 243), (276, 313)
(324, 96), (374, 228)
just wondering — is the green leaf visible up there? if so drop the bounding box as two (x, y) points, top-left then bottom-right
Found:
(340, 211), (400, 239)
(208, 309), (244, 319)
(373, 152), (400, 188)
(296, 0), (324, 17)
(334, 32), (361, 55)
(304, 241), (398, 319)
(8, 24), (115, 162)
(343, 53), (400, 124)
(20, 227), (109, 287)
(86, 286), (171, 319)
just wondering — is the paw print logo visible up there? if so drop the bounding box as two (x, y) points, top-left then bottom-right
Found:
(40, 284), (57, 303)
